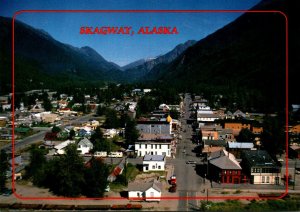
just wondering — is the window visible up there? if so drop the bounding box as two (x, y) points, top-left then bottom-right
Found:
(139, 144), (141, 149)
(150, 192), (154, 197)
(152, 165), (155, 169)
(158, 165), (161, 169)
(145, 144), (147, 149)
(262, 176), (265, 183)
(266, 176), (270, 183)
(159, 144), (161, 149)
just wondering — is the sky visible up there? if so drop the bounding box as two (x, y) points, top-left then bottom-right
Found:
(0, 0), (261, 66)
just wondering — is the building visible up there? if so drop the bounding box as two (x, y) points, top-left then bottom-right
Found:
(128, 179), (162, 202)
(143, 155), (166, 172)
(241, 150), (281, 185)
(227, 142), (254, 159)
(197, 113), (219, 123)
(136, 117), (172, 135)
(290, 124), (300, 135)
(54, 140), (76, 155)
(208, 150), (246, 184)
(135, 134), (174, 157)
(77, 138), (93, 154)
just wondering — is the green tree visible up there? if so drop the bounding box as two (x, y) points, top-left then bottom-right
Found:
(137, 95), (156, 115)
(125, 119), (139, 146)
(90, 127), (110, 152)
(51, 125), (61, 133)
(25, 145), (47, 186)
(68, 129), (75, 139)
(41, 92), (52, 111)
(82, 157), (109, 197)
(44, 144), (85, 197)
(96, 105), (106, 116)
(104, 109), (119, 129)
(236, 128), (254, 143)
(169, 109), (179, 119)
(0, 150), (9, 191)
(261, 115), (285, 156)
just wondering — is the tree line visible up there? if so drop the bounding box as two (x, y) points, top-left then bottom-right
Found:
(25, 144), (109, 197)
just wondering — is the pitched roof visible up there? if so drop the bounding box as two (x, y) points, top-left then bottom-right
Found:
(208, 149), (241, 169)
(143, 154), (165, 162)
(128, 179), (162, 192)
(209, 152), (242, 170)
(78, 137), (93, 147)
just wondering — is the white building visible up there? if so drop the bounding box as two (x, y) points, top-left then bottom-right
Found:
(143, 155), (166, 172)
(128, 179), (162, 202)
(54, 140), (76, 155)
(77, 137), (93, 154)
(135, 134), (174, 157)
(197, 113), (219, 123)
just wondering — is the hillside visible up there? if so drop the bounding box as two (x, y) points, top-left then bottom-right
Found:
(0, 17), (124, 94)
(143, 0), (291, 111)
(123, 40), (196, 81)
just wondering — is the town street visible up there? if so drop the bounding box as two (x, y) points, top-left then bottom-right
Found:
(0, 113), (96, 153)
(174, 94), (208, 211)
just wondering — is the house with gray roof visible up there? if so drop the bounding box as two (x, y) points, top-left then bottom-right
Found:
(128, 179), (162, 202)
(77, 137), (93, 155)
(143, 155), (166, 172)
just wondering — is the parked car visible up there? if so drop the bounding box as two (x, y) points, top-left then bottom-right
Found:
(169, 184), (177, 193)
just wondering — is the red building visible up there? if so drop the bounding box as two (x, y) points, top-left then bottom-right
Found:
(208, 150), (248, 184)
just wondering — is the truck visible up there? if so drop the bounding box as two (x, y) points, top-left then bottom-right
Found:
(169, 175), (177, 185)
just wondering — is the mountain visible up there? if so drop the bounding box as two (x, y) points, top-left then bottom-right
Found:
(142, 0), (291, 111)
(0, 16), (124, 94)
(122, 40), (196, 80)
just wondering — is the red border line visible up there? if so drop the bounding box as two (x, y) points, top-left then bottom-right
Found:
(11, 9), (288, 201)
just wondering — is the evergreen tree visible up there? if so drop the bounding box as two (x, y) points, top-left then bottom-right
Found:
(25, 145), (47, 186)
(82, 157), (109, 197)
(125, 119), (139, 146)
(104, 109), (119, 129)
(44, 144), (85, 197)
(0, 150), (9, 191)
(69, 129), (75, 139)
(236, 128), (254, 143)
(51, 125), (61, 133)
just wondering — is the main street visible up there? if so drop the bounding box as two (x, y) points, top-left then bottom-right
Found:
(174, 94), (208, 211)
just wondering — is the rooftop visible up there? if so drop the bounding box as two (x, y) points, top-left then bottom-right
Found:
(128, 179), (162, 192)
(241, 150), (277, 167)
(143, 154), (165, 161)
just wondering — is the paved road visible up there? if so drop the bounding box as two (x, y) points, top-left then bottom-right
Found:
(175, 93), (207, 211)
(1, 113), (96, 153)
